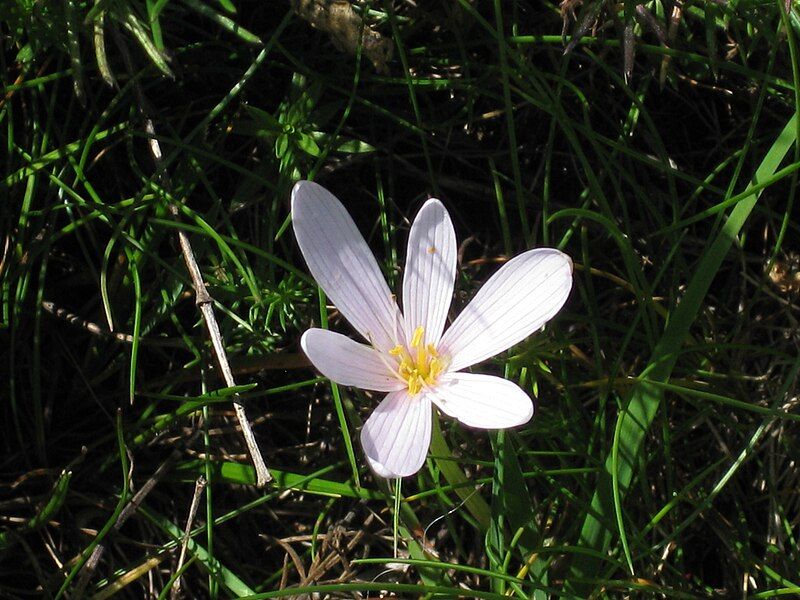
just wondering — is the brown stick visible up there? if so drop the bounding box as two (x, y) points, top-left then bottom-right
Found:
(170, 475), (207, 599)
(112, 27), (271, 486)
(145, 123), (272, 487)
(73, 449), (183, 596)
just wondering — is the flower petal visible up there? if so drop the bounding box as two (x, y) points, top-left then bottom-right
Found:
(402, 199), (457, 346)
(301, 328), (404, 392)
(439, 248), (572, 371)
(360, 390), (432, 477)
(292, 181), (403, 352)
(431, 372), (533, 428)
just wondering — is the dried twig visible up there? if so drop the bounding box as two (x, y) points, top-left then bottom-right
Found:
(73, 449), (183, 596)
(301, 510), (373, 585)
(41, 300), (184, 347)
(660, 0), (684, 86)
(110, 26), (271, 486)
(146, 352), (310, 389)
(171, 475), (207, 599)
(162, 166), (272, 485)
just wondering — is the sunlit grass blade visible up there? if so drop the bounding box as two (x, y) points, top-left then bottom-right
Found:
(138, 506), (256, 597)
(566, 112), (799, 595)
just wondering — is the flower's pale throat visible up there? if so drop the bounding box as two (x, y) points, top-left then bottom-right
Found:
(389, 326), (446, 396)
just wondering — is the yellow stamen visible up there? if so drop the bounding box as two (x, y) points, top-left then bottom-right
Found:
(390, 326), (448, 396)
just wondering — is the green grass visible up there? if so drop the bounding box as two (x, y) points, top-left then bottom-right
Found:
(3, 0), (800, 597)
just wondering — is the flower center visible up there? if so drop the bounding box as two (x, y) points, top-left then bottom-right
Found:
(389, 326), (446, 396)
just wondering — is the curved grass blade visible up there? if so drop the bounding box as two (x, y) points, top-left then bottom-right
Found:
(565, 112), (799, 595)
(0, 469), (72, 550)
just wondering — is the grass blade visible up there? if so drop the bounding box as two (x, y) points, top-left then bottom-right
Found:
(565, 112), (799, 595)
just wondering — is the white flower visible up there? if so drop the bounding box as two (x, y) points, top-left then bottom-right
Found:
(292, 181), (573, 478)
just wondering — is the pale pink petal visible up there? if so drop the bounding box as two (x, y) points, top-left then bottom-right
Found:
(301, 329), (404, 392)
(402, 199), (457, 346)
(292, 181), (403, 352)
(439, 248), (572, 371)
(431, 372), (533, 428)
(360, 390), (432, 478)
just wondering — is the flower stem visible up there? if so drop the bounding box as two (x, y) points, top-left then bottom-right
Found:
(429, 414), (492, 531)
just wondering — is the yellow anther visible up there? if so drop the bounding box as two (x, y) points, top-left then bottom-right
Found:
(389, 326), (447, 396)
(429, 356), (443, 379)
(416, 345), (426, 371)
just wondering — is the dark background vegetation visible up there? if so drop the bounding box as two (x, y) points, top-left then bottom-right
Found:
(2, 0), (800, 597)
